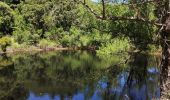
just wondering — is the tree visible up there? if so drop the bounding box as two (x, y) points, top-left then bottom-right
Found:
(11, 0), (80, 44)
(77, 0), (170, 98)
(0, 1), (15, 36)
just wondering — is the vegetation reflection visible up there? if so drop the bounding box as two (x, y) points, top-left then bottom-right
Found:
(0, 51), (160, 100)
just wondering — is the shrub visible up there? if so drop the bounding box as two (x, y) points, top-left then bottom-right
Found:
(147, 44), (160, 52)
(97, 36), (133, 55)
(0, 36), (12, 52)
(59, 27), (80, 47)
(39, 39), (57, 49)
(79, 35), (92, 47)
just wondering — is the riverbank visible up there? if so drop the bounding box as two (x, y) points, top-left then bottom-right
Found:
(2, 46), (75, 54)
(0, 45), (162, 57)
(0, 45), (98, 54)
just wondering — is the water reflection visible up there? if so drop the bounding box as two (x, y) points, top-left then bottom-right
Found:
(0, 51), (160, 100)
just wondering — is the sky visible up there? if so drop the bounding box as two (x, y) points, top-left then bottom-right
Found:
(91, 0), (125, 3)
(91, 0), (98, 2)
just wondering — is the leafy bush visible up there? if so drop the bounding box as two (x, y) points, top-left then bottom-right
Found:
(79, 35), (92, 47)
(97, 36), (133, 55)
(13, 10), (31, 44)
(147, 44), (160, 52)
(0, 36), (12, 52)
(90, 31), (112, 46)
(13, 29), (31, 44)
(39, 39), (58, 49)
(59, 27), (80, 47)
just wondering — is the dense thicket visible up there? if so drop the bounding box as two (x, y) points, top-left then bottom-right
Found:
(0, 0), (159, 53)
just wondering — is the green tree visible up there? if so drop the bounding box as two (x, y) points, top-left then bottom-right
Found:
(0, 1), (15, 36)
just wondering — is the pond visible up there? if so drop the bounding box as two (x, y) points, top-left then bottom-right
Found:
(0, 51), (160, 100)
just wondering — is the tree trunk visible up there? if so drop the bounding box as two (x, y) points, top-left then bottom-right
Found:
(161, 30), (170, 99)
(160, 0), (170, 99)
(101, 0), (106, 19)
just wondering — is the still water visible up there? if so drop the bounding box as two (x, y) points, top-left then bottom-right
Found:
(0, 51), (160, 100)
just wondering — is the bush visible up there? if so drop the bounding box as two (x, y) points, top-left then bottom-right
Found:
(39, 39), (58, 49)
(13, 29), (31, 44)
(79, 35), (92, 47)
(147, 44), (160, 52)
(59, 27), (80, 47)
(0, 36), (12, 52)
(97, 36), (133, 55)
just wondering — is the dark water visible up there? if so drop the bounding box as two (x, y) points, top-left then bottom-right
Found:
(0, 51), (160, 100)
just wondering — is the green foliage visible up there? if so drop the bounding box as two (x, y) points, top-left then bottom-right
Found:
(39, 39), (58, 49)
(97, 36), (133, 55)
(147, 44), (160, 53)
(0, 0), (160, 53)
(59, 27), (80, 47)
(0, 36), (12, 52)
(101, 3), (158, 50)
(0, 1), (15, 35)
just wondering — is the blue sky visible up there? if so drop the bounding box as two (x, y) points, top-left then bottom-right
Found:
(91, 0), (125, 3)
(91, 0), (98, 2)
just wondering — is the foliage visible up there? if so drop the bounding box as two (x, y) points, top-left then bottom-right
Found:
(0, 0), (160, 53)
(0, 36), (12, 52)
(147, 44), (160, 53)
(97, 36), (133, 55)
(39, 39), (58, 49)
(0, 1), (15, 36)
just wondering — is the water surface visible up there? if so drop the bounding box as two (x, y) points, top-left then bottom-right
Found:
(0, 51), (160, 100)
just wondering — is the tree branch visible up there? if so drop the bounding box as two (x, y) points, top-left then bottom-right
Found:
(77, 0), (162, 26)
(101, 0), (106, 19)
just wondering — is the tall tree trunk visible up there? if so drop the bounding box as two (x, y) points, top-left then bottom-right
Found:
(101, 0), (106, 19)
(161, 27), (170, 99)
(160, 0), (170, 98)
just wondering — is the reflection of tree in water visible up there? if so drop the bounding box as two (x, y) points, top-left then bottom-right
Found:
(125, 54), (149, 100)
(100, 54), (160, 100)
(127, 54), (148, 87)
(0, 54), (28, 100)
(0, 52), (160, 100)
(0, 54), (13, 69)
(0, 51), (120, 99)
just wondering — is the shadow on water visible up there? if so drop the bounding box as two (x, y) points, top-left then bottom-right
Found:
(0, 51), (160, 100)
